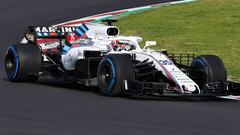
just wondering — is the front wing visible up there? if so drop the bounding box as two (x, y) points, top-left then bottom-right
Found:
(123, 80), (240, 97)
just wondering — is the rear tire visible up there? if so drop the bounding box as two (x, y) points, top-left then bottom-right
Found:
(97, 54), (135, 96)
(5, 44), (41, 82)
(190, 55), (227, 88)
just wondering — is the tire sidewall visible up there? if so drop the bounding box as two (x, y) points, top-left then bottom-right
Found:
(5, 45), (20, 81)
(191, 55), (227, 87)
(97, 57), (117, 95)
(5, 44), (41, 82)
(97, 54), (135, 96)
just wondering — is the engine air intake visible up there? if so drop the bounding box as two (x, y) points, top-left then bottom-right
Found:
(107, 27), (119, 36)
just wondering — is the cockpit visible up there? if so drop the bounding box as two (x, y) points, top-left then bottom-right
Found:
(111, 39), (136, 51)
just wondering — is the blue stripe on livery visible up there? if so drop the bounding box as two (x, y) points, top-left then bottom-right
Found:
(75, 28), (84, 36)
(37, 33), (42, 37)
(37, 32), (50, 37)
(78, 26), (85, 34)
(81, 23), (89, 31)
(63, 45), (71, 52)
(74, 23), (89, 36)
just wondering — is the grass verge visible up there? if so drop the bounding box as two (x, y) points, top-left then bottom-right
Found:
(116, 0), (240, 82)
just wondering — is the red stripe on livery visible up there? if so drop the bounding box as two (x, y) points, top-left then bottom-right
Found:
(61, 20), (92, 26)
(50, 32), (58, 36)
(37, 39), (59, 44)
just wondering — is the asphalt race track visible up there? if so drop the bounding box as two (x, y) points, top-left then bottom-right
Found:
(1, 0), (240, 135)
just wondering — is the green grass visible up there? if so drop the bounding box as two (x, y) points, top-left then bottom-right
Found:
(116, 0), (240, 82)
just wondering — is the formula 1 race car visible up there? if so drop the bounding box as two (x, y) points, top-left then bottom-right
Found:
(5, 20), (240, 96)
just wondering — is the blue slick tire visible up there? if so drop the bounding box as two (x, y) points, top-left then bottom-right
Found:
(5, 44), (41, 82)
(191, 55), (227, 88)
(97, 54), (135, 96)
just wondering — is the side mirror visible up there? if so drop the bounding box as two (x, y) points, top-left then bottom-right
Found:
(143, 41), (156, 49)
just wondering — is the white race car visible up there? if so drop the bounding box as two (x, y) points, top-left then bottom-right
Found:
(5, 20), (240, 96)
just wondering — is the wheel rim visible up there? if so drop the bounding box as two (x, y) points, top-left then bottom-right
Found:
(99, 63), (113, 88)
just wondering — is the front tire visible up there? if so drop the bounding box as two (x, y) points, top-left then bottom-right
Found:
(190, 55), (227, 88)
(97, 54), (135, 96)
(5, 44), (41, 82)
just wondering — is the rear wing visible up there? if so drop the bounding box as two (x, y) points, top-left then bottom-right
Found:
(25, 23), (90, 44)
(24, 26), (78, 52)
(26, 26), (77, 39)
